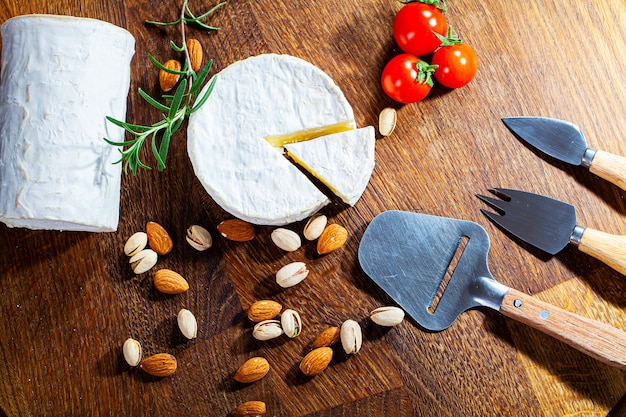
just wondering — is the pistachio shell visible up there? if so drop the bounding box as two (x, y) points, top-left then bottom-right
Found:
(124, 232), (148, 257)
(129, 249), (158, 274)
(340, 319), (362, 355)
(177, 308), (197, 339)
(303, 214), (327, 240)
(280, 309), (302, 338)
(252, 320), (283, 341)
(275, 262), (309, 288)
(186, 225), (212, 251)
(122, 338), (142, 367)
(271, 228), (301, 251)
(370, 306), (405, 327)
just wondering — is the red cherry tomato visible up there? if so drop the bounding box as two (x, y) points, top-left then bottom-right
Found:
(432, 43), (478, 88)
(393, 3), (447, 57)
(381, 54), (436, 104)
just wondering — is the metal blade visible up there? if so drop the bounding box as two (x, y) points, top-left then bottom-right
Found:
(502, 117), (588, 166)
(358, 211), (507, 332)
(478, 188), (577, 255)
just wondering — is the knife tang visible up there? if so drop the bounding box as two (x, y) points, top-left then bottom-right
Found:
(588, 149), (626, 192)
(500, 288), (626, 370)
(575, 227), (626, 276)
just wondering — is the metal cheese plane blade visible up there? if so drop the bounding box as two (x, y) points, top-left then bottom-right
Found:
(477, 188), (626, 276)
(502, 117), (626, 191)
(357, 210), (626, 369)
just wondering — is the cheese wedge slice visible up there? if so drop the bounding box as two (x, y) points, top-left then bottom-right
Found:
(285, 127), (375, 206)
(188, 54), (356, 225)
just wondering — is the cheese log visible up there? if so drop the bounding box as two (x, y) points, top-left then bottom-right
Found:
(0, 15), (135, 232)
(188, 54), (354, 226)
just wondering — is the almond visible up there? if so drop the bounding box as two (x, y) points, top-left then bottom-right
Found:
(234, 357), (270, 383)
(217, 219), (255, 242)
(317, 223), (348, 255)
(231, 401), (267, 417)
(299, 347), (333, 376)
(140, 353), (177, 377)
(247, 300), (282, 322)
(146, 221), (173, 255)
(153, 269), (189, 294)
(311, 326), (341, 349)
(159, 59), (181, 92)
(186, 38), (203, 72)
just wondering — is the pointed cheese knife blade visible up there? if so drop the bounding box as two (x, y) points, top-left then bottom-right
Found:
(502, 117), (626, 191)
(477, 188), (626, 276)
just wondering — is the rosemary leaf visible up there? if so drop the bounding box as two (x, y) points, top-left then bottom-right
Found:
(139, 88), (170, 112)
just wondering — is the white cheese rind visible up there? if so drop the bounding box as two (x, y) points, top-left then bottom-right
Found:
(0, 15), (135, 232)
(285, 126), (376, 206)
(188, 54), (355, 226)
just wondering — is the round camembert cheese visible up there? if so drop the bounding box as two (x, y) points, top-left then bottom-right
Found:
(188, 54), (375, 226)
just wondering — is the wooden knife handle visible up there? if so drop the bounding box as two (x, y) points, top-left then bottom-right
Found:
(500, 288), (626, 370)
(577, 227), (626, 276)
(589, 149), (626, 191)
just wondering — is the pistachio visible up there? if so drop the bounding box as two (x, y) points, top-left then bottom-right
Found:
(370, 306), (405, 327)
(378, 107), (397, 137)
(340, 319), (362, 355)
(275, 262), (309, 288)
(177, 308), (197, 339)
(122, 338), (142, 367)
(252, 320), (283, 341)
(129, 249), (158, 274)
(271, 228), (301, 251)
(247, 300), (282, 322)
(124, 232), (148, 257)
(280, 309), (302, 338)
(185, 224), (213, 251)
(303, 214), (327, 241)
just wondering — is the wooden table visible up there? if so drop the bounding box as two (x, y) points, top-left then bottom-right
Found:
(1, 1), (625, 415)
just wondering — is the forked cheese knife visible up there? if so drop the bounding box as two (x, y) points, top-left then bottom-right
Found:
(502, 116), (626, 191)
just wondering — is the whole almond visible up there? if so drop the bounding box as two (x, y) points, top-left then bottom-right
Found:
(299, 347), (333, 376)
(140, 353), (177, 377)
(311, 326), (341, 349)
(217, 219), (255, 242)
(247, 300), (282, 322)
(186, 38), (203, 72)
(159, 59), (181, 92)
(146, 221), (174, 255)
(317, 224), (348, 255)
(153, 269), (189, 294)
(234, 357), (270, 383)
(231, 401), (267, 417)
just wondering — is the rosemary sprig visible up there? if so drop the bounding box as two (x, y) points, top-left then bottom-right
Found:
(104, 0), (225, 175)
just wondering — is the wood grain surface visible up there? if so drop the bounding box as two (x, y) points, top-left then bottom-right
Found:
(1, 0), (625, 416)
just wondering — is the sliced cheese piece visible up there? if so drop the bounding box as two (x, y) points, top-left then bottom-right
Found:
(285, 126), (375, 206)
(0, 15), (135, 232)
(188, 54), (355, 225)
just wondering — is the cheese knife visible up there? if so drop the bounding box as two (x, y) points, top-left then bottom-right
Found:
(502, 117), (626, 191)
(477, 188), (626, 276)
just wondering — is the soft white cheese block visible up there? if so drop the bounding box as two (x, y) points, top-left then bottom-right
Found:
(285, 126), (376, 206)
(0, 15), (135, 232)
(188, 54), (355, 225)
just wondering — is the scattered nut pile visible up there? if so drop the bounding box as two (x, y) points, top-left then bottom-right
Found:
(119, 213), (406, 415)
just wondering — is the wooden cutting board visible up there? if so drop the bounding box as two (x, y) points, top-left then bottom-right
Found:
(1, 0), (626, 416)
